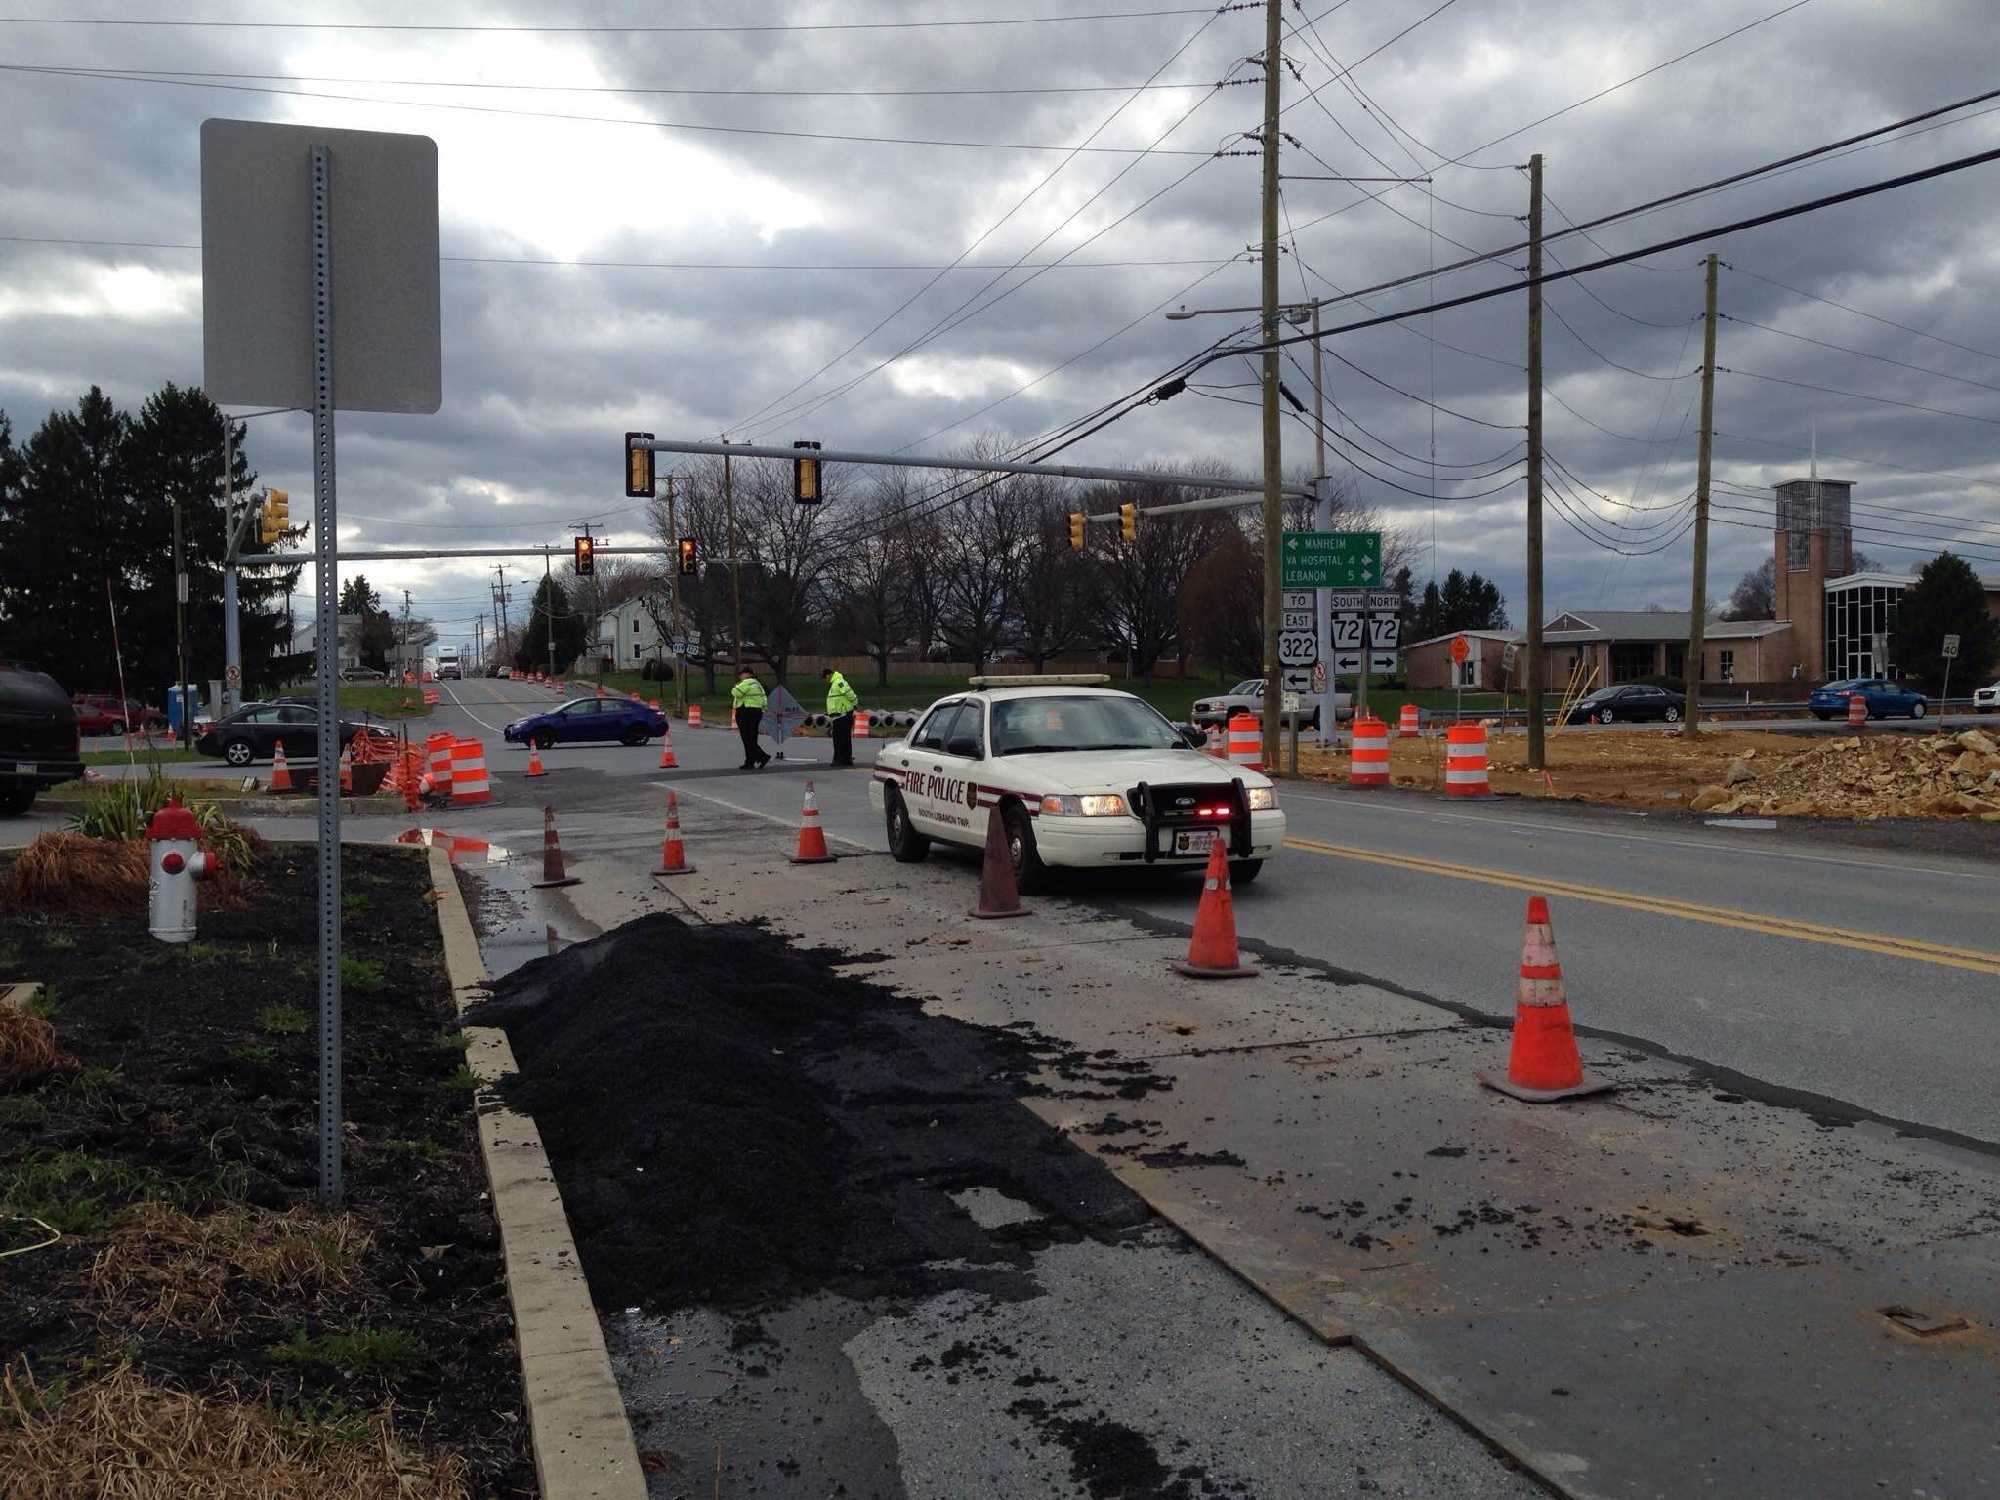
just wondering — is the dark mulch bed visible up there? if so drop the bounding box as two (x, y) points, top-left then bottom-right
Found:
(0, 844), (534, 1497)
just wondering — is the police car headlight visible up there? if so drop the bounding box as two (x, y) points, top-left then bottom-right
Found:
(1246, 787), (1277, 811)
(1040, 794), (1127, 817)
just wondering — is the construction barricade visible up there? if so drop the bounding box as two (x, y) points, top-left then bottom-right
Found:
(1398, 702), (1421, 738)
(1445, 724), (1491, 797)
(1226, 711), (1261, 771)
(1349, 715), (1389, 786)
(449, 739), (492, 806)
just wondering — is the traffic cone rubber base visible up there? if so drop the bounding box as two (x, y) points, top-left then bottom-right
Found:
(968, 805), (1028, 920)
(1476, 1067), (1613, 1104)
(1171, 842), (1257, 979)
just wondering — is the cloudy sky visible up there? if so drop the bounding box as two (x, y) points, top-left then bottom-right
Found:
(4, 0), (1999, 652)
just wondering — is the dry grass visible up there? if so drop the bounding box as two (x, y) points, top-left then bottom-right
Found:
(89, 1205), (374, 1335)
(0, 1008), (76, 1089)
(0, 1363), (470, 1500)
(0, 832), (252, 918)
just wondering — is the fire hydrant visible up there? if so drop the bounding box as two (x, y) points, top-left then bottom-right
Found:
(147, 797), (212, 944)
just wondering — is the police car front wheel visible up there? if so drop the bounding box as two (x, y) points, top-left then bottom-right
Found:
(885, 791), (930, 863)
(1004, 803), (1051, 895)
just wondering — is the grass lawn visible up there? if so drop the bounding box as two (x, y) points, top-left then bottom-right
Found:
(337, 682), (431, 719)
(42, 777), (249, 802)
(80, 748), (208, 766)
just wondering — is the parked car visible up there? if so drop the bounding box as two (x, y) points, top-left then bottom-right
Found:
(1807, 678), (1929, 721)
(504, 696), (667, 750)
(71, 692), (168, 736)
(1, 660), (84, 815)
(194, 702), (371, 767)
(1561, 683), (1686, 725)
(339, 666), (387, 682)
(1190, 678), (1348, 731)
(1975, 681), (1998, 715)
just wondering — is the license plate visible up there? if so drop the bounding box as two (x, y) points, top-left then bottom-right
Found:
(1173, 828), (1217, 856)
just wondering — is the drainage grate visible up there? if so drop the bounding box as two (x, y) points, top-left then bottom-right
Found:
(1880, 1305), (1971, 1338)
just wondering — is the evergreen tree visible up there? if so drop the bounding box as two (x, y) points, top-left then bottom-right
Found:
(1893, 551), (1998, 693)
(1415, 579), (1444, 639)
(515, 573), (588, 674)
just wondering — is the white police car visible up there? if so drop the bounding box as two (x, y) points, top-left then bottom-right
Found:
(868, 676), (1285, 891)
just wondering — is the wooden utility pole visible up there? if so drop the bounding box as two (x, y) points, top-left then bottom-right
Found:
(1684, 253), (1720, 734)
(723, 441), (743, 668)
(1258, 0), (1284, 771)
(1525, 152), (1546, 772)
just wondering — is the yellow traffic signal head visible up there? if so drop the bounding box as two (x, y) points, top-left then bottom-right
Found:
(1119, 502), (1137, 542)
(258, 487), (289, 544)
(1068, 512), (1085, 552)
(678, 536), (698, 576)
(574, 534), (595, 576)
(793, 439), (822, 504)
(625, 431), (655, 498)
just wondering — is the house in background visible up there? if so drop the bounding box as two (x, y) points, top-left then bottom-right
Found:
(593, 596), (667, 670)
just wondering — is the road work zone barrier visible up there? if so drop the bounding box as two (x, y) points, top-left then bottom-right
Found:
(1349, 716), (1389, 787)
(427, 732), (454, 795)
(855, 709), (871, 739)
(1478, 895), (1611, 1102)
(688, 703), (702, 728)
(1227, 712), (1261, 771)
(1848, 692), (1867, 727)
(1172, 842), (1256, 979)
(1398, 702), (1421, 738)
(422, 688), (440, 707)
(449, 740), (491, 806)
(1445, 725), (1491, 797)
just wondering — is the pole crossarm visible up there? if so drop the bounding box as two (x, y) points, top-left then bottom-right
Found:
(632, 436), (1310, 499)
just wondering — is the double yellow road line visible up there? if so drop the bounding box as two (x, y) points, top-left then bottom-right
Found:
(1283, 836), (2000, 976)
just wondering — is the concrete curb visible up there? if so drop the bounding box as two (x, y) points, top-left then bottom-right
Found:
(427, 845), (646, 1500)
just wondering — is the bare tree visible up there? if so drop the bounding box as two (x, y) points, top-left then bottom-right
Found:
(646, 458), (734, 690)
(835, 474), (916, 686)
(734, 454), (842, 683)
(1177, 521), (1262, 678)
(1088, 464), (1241, 680)
(935, 454), (1031, 672)
(1013, 485), (1100, 669)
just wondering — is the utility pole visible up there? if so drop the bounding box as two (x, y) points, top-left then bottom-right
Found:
(402, 589), (413, 679)
(1684, 252), (1719, 735)
(222, 420), (239, 715)
(723, 440), (743, 668)
(1309, 303), (1341, 741)
(493, 564), (510, 670)
(1525, 152), (1546, 771)
(665, 473), (686, 713)
(543, 548), (557, 680)
(1258, 0), (1284, 771)
(172, 494), (192, 729)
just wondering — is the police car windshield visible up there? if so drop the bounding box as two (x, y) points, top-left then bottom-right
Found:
(990, 696), (1182, 755)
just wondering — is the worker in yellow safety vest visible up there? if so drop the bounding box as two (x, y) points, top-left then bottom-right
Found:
(731, 667), (771, 771)
(822, 666), (859, 767)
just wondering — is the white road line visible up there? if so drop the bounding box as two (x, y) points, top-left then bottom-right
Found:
(1276, 786), (1998, 882)
(652, 780), (876, 852)
(438, 682), (513, 737)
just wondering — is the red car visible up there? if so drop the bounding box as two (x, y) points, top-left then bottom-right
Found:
(72, 693), (167, 736)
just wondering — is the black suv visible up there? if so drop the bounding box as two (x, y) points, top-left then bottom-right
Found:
(0, 660), (84, 815)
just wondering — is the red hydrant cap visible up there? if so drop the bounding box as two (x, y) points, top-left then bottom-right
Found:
(146, 797), (201, 841)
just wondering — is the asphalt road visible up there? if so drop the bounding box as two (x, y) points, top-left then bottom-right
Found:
(411, 677), (2000, 1153)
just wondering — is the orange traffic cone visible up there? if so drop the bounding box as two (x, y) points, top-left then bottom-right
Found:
(653, 790), (694, 876)
(1172, 841), (1256, 978)
(525, 743), (547, 777)
(788, 780), (837, 865)
(269, 740), (293, 793)
(969, 805), (1029, 919)
(1478, 895), (1612, 1102)
(532, 804), (581, 890)
(657, 726), (679, 769)
(338, 746), (354, 795)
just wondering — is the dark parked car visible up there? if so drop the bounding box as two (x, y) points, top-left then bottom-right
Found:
(72, 692), (167, 736)
(1, 660), (84, 814)
(1561, 683), (1685, 725)
(504, 696), (667, 750)
(1808, 678), (1929, 721)
(194, 702), (369, 767)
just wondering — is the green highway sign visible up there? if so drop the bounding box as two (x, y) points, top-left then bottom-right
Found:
(1281, 529), (1381, 588)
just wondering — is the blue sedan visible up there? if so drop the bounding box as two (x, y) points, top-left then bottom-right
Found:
(504, 696), (667, 749)
(1808, 678), (1930, 721)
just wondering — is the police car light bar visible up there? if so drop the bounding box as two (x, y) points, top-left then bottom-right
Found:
(966, 674), (1112, 689)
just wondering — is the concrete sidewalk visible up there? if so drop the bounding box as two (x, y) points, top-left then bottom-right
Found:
(543, 797), (2000, 1500)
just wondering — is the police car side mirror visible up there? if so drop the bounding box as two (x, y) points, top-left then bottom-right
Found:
(946, 735), (983, 759)
(1178, 723), (1207, 749)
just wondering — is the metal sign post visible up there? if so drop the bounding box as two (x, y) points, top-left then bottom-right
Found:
(1943, 632), (1960, 705)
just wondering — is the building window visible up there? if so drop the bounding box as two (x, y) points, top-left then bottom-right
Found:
(1718, 649), (1735, 682)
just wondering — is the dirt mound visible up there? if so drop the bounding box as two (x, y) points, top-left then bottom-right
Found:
(471, 913), (1151, 1314)
(1688, 730), (2000, 820)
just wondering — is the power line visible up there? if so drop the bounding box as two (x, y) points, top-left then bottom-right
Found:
(1284, 0), (1498, 171)
(1723, 261), (2000, 367)
(0, 63), (1228, 155)
(1717, 367), (2000, 427)
(728, 8), (1241, 436)
(1711, 481), (2000, 538)
(1544, 298), (1700, 381)
(1720, 315), (2000, 398)
(1711, 427), (2000, 503)
(1709, 502), (2000, 562)
(0, 7), (1239, 34)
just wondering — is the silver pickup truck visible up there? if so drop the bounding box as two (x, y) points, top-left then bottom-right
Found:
(1190, 678), (1351, 732)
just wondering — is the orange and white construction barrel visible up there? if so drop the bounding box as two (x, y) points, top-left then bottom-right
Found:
(1445, 724), (1492, 797)
(449, 739), (492, 806)
(1226, 711), (1262, 771)
(1349, 715), (1390, 787)
(1398, 702), (1421, 738)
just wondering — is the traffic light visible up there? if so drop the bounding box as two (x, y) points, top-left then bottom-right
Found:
(677, 536), (698, 576)
(1068, 512), (1085, 552)
(625, 431), (655, 498)
(573, 534), (595, 576)
(1119, 501), (1137, 542)
(793, 439), (823, 504)
(258, 488), (290, 545)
